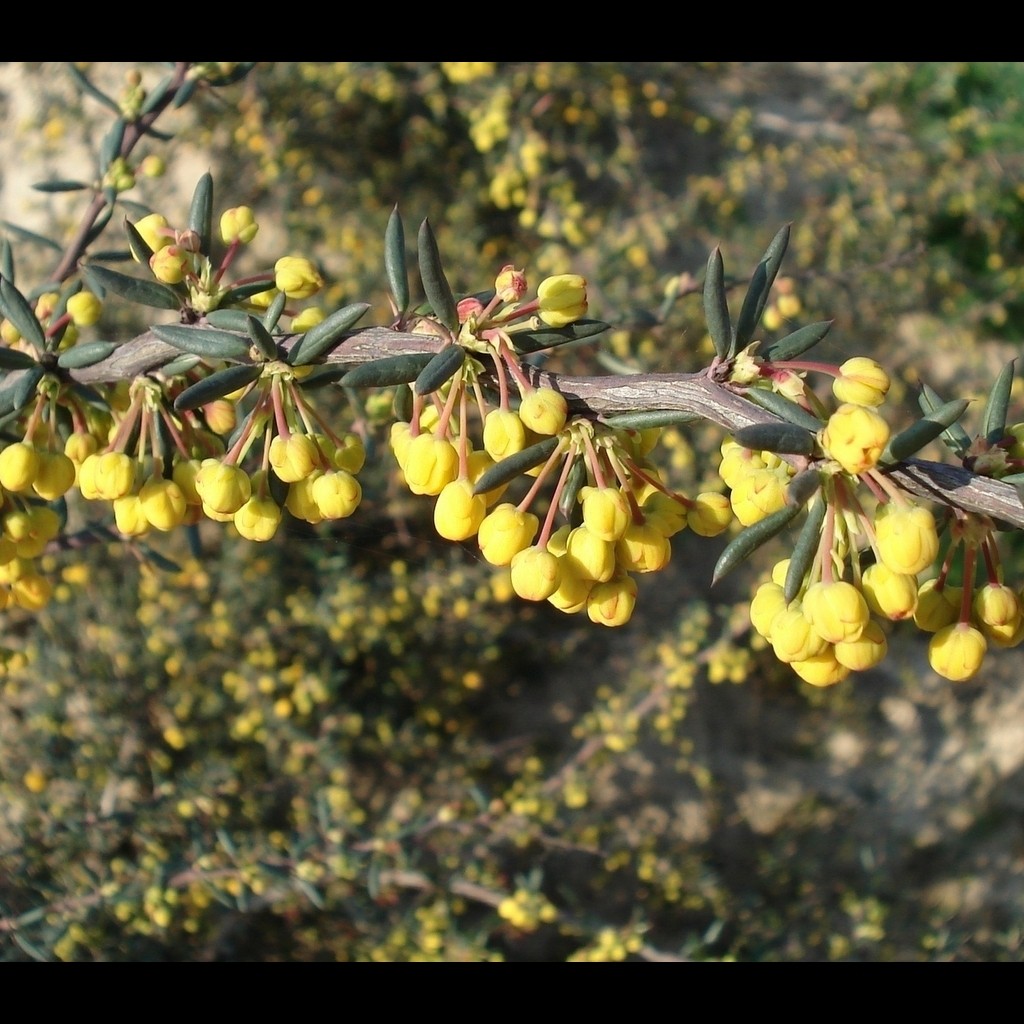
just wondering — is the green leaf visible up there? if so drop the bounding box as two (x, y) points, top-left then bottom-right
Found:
(11, 364), (45, 413)
(57, 341), (118, 369)
(32, 179), (89, 193)
(288, 302), (371, 366)
(414, 344), (465, 396)
(786, 468), (823, 508)
(417, 219), (458, 334)
(83, 264), (182, 310)
(0, 239), (13, 282)
(174, 363), (262, 412)
(712, 503), (802, 586)
(173, 78), (198, 108)
(82, 203), (115, 249)
(744, 388), (822, 432)
(510, 319), (611, 354)
(340, 353), (435, 388)
(141, 74), (173, 115)
(125, 217), (155, 264)
(157, 353), (202, 377)
(385, 205), (409, 315)
(217, 280), (276, 305)
(601, 410), (701, 430)
(882, 399), (971, 464)
(732, 422), (816, 456)
(473, 436), (562, 496)
(558, 456), (588, 521)
(784, 494), (826, 603)
(205, 309), (252, 331)
(66, 64), (122, 113)
(261, 292), (287, 334)
(246, 314), (278, 360)
(0, 347), (37, 370)
(98, 118), (126, 173)
(702, 246), (731, 360)
(294, 364), (348, 389)
(152, 324), (252, 362)
(759, 320), (833, 362)
(0, 276), (46, 351)
(0, 221), (63, 253)
(733, 224), (791, 352)
(188, 172), (214, 257)
(393, 382), (414, 422)
(981, 359), (1015, 444)
(919, 384), (972, 456)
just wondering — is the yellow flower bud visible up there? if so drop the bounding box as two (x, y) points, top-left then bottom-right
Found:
(861, 563), (918, 620)
(518, 388), (567, 436)
(285, 471), (323, 524)
(803, 580), (869, 644)
(833, 357), (890, 407)
(0, 442), (39, 492)
(312, 469), (362, 520)
(94, 451), (136, 500)
(537, 274), (587, 327)
(333, 434), (365, 474)
(928, 622), (986, 681)
(31, 451), (76, 501)
(790, 648), (850, 687)
(510, 545), (561, 601)
(478, 503), (538, 566)
(834, 619), (888, 670)
(219, 206), (259, 245)
(11, 573), (52, 611)
(771, 605), (829, 663)
(483, 408), (527, 460)
(234, 495), (282, 541)
(913, 579), (960, 632)
(133, 213), (171, 256)
(274, 256), (323, 299)
(403, 434), (459, 496)
(269, 433), (319, 484)
(820, 403), (889, 475)
(195, 460), (250, 515)
(113, 494), (149, 536)
(565, 525), (616, 583)
(66, 291), (103, 327)
(587, 574), (638, 627)
(750, 581), (788, 640)
(687, 492), (732, 537)
(547, 555), (592, 614)
(433, 478), (486, 540)
(729, 468), (788, 526)
(581, 486), (631, 543)
(616, 521), (670, 573)
(140, 477), (187, 531)
(875, 503), (939, 576)
(291, 306), (325, 333)
(149, 245), (191, 284)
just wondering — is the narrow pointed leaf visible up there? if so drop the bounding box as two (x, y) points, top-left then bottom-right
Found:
(246, 314), (278, 360)
(218, 280), (277, 305)
(340, 353), (435, 388)
(288, 302), (371, 366)
(57, 341), (118, 369)
(733, 261), (767, 356)
(295, 364), (349, 389)
(414, 344), (465, 396)
(919, 384), (972, 455)
(602, 410), (701, 430)
(0, 277), (46, 350)
(760, 320), (833, 362)
(82, 203), (115, 249)
(732, 422), (815, 456)
(417, 219), (458, 333)
(174, 363), (262, 412)
(138, 544), (182, 574)
(125, 217), (155, 264)
(703, 247), (731, 360)
(473, 436), (562, 496)
(0, 221), (62, 253)
(0, 348), (37, 370)
(152, 324), (251, 361)
(204, 309), (251, 331)
(981, 359), (1015, 443)
(262, 290), (288, 332)
(786, 468), (823, 508)
(158, 353), (202, 377)
(510, 319), (611, 354)
(734, 224), (791, 352)
(98, 119), (126, 173)
(393, 382), (414, 422)
(11, 364), (45, 412)
(32, 180), (89, 193)
(712, 503), (802, 586)
(66, 64), (121, 112)
(0, 240), (13, 281)
(385, 206), (409, 314)
(188, 173), (214, 257)
(83, 264), (181, 310)
(173, 78), (198, 108)
(744, 388), (822, 432)
(558, 456), (588, 521)
(140, 74), (173, 115)
(89, 249), (132, 263)
(882, 399), (971, 464)
(784, 494), (826, 603)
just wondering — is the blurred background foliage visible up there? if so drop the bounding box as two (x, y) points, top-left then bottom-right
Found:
(2, 62), (1024, 961)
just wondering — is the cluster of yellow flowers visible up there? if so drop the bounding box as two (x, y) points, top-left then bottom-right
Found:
(387, 266), (732, 626)
(729, 348), (1023, 684)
